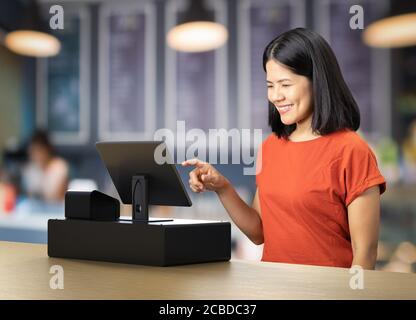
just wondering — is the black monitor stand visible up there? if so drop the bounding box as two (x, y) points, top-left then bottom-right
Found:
(132, 175), (149, 221)
(130, 175), (173, 223)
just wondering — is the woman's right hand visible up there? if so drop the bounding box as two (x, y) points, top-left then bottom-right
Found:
(181, 158), (230, 194)
(183, 159), (263, 245)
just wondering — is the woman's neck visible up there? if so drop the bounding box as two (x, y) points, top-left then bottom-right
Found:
(289, 115), (319, 142)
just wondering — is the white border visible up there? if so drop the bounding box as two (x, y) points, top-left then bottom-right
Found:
(237, 0), (306, 136)
(98, 0), (156, 141)
(37, 6), (90, 145)
(164, 0), (228, 136)
(314, 0), (392, 139)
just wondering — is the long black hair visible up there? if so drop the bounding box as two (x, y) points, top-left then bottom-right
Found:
(263, 28), (360, 138)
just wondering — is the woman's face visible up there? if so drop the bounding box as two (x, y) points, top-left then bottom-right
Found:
(29, 143), (50, 168)
(266, 59), (313, 127)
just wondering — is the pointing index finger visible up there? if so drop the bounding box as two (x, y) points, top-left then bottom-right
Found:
(181, 158), (205, 167)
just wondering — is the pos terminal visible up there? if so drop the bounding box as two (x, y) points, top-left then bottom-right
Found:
(48, 141), (231, 266)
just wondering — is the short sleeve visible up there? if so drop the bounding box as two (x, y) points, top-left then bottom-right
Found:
(343, 144), (386, 206)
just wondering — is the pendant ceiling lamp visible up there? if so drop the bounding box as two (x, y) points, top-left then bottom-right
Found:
(4, 0), (60, 57)
(363, 2), (416, 48)
(167, 0), (228, 52)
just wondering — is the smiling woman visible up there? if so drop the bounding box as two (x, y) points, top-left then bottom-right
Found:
(258, 28), (385, 269)
(182, 28), (386, 270)
(263, 28), (360, 142)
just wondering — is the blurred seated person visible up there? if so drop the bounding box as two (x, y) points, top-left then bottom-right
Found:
(22, 130), (69, 203)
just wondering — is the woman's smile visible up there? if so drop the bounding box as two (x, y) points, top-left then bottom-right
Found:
(275, 103), (294, 115)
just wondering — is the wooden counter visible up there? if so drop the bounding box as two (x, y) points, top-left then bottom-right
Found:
(0, 241), (415, 299)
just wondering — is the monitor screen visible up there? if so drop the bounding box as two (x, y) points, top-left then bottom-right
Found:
(96, 141), (192, 207)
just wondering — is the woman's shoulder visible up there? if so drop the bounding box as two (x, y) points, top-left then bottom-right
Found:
(260, 130), (372, 152)
(260, 133), (280, 152)
(264, 133), (277, 144)
(327, 129), (377, 163)
(48, 157), (69, 173)
(328, 129), (371, 150)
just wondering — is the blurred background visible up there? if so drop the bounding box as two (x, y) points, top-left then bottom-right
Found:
(0, 0), (416, 273)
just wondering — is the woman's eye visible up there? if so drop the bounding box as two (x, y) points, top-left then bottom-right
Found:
(282, 84), (291, 87)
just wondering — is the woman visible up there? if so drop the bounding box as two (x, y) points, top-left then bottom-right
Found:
(23, 130), (69, 203)
(182, 28), (386, 270)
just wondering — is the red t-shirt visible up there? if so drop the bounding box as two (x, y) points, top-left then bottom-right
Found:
(255, 129), (386, 268)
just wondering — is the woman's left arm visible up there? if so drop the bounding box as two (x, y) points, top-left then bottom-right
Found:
(348, 185), (381, 270)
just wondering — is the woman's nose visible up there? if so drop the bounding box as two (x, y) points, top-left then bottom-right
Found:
(270, 89), (285, 103)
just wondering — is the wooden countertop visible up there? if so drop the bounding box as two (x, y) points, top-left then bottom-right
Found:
(0, 241), (415, 300)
